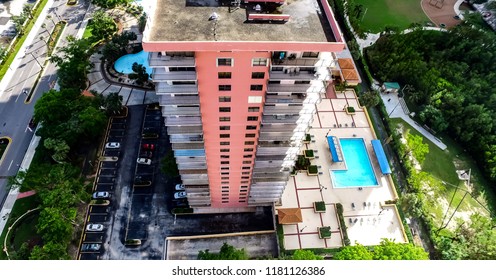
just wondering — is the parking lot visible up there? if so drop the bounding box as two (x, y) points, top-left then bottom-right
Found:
(77, 105), (275, 260)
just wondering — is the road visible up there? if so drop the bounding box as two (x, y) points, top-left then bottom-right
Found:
(0, 0), (91, 208)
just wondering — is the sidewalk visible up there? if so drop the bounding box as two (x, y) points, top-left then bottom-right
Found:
(380, 90), (447, 150)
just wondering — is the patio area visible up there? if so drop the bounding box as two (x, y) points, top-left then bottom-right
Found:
(276, 89), (407, 250)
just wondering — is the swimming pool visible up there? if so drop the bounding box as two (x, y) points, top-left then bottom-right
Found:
(331, 138), (378, 188)
(114, 50), (151, 75)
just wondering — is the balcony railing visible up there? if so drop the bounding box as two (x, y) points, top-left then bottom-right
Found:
(267, 83), (325, 93)
(167, 126), (203, 134)
(160, 95), (200, 106)
(262, 114), (300, 124)
(259, 124), (296, 132)
(262, 106), (302, 115)
(265, 94), (305, 104)
(149, 52), (195, 67)
(256, 146), (291, 155)
(152, 69), (197, 81)
(162, 106), (201, 116)
(156, 83), (198, 94)
(170, 135), (204, 143)
(269, 71), (317, 80)
(172, 143), (205, 150)
(164, 116), (202, 126)
(271, 58), (320, 67)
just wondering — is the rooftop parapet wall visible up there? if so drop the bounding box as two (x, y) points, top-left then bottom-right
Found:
(143, 0), (345, 49)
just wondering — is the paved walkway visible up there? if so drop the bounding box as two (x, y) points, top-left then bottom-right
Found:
(380, 90), (447, 150)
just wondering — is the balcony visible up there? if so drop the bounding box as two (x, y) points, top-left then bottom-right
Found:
(167, 126), (203, 134)
(162, 106), (201, 116)
(179, 169), (207, 175)
(265, 94), (305, 105)
(255, 154), (287, 161)
(160, 95), (199, 106)
(182, 178), (209, 185)
(269, 71), (317, 80)
(164, 116), (202, 126)
(175, 156), (206, 163)
(149, 52), (195, 67)
(177, 162), (207, 170)
(271, 58), (320, 67)
(156, 83), (198, 94)
(256, 146), (291, 155)
(252, 171), (289, 179)
(262, 114), (300, 124)
(253, 167), (287, 173)
(152, 68), (196, 81)
(172, 143), (205, 150)
(267, 83), (325, 93)
(253, 160), (284, 168)
(263, 106), (302, 115)
(259, 133), (294, 142)
(260, 124), (296, 132)
(257, 140), (292, 147)
(169, 134), (204, 143)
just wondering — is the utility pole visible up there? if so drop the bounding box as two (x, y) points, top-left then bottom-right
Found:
(27, 52), (43, 69)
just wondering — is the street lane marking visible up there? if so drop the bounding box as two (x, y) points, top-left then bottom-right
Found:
(7, 160), (13, 170)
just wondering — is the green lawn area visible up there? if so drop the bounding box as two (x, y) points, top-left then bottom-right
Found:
(390, 118), (492, 218)
(0, 195), (40, 260)
(355, 0), (430, 33)
(82, 24), (93, 40)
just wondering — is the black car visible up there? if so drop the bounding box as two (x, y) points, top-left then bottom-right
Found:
(81, 243), (101, 252)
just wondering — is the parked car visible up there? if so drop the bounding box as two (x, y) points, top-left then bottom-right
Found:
(139, 151), (153, 158)
(142, 144), (155, 150)
(174, 200), (189, 207)
(137, 158), (152, 165)
(81, 243), (101, 252)
(174, 191), (187, 199)
(86, 223), (104, 232)
(105, 142), (120, 149)
(92, 191), (110, 199)
(175, 184), (185, 191)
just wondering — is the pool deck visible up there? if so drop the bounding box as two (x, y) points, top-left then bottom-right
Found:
(277, 88), (407, 250)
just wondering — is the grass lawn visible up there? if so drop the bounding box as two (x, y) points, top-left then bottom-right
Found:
(0, 195), (40, 260)
(82, 24), (93, 40)
(355, 0), (430, 33)
(390, 118), (493, 218)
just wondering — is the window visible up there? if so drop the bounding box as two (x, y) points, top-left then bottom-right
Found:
(243, 155), (252, 159)
(247, 116), (258, 121)
(219, 107), (231, 112)
(172, 81), (196, 85)
(221, 176), (229, 180)
(295, 80), (310, 84)
(219, 85), (231, 91)
(221, 161), (230, 164)
(222, 189), (229, 193)
(169, 67), (196, 72)
(220, 126), (230, 130)
(219, 117), (231, 122)
(252, 72), (265, 79)
(244, 148), (253, 152)
(239, 200), (246, 203)
(222, 201), (229, 204)
(242, 172), (250, 175)
(250, 85), (263, 91)
(222, 186), (229, 189)
(241, 180), (249, 183)
(248, 107), (260, 112)
(240, 185), (248, 189)
(221, 155), (230, 159)
(302, 52), (319, 58)
(221, 167), (229, 170)
(221, 181), (229, 184)
(245, 141), (255, 145)
(240, 189), (248, 192)
(217, 58), (233, 66)
(271, 67), (283, 72)
(241, 176), (250, 180)
(219, 96), (231, 102)
(220, 148), (230, 152)
(246, 125), (257, 130)
(245, 133), (256, 138)
(248, 96), (263, 103)
(242, 166), (251, 170)
(252, 58), (268, 66)
(221, 172), (229, 175)
(242, 161), (252, 165)
(218, 72), (232, 79)
(220, 142), (230, 146)
(220, 134), (230, 138)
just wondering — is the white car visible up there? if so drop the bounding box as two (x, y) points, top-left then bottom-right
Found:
(137, 158), (152, 165)
(174, 191), (187, 199)
(175, 184), (185, 191)
(92, 191), (110, 199)
(105, 142), (120, 149)
(86, 223), (104, 232)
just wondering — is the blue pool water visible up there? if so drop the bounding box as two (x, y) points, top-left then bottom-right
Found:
(331, 138), (378, 188)
(114, 51), (151, 75)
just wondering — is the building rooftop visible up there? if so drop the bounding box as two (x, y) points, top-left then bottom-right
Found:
(147, 0), (340, 43)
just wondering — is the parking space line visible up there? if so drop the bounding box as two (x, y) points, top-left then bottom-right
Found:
(83, 233), (86, 241)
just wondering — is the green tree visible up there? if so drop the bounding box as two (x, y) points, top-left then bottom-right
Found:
(88, 10), (117, 42)
(91, 0), (129, 8)
(198, 243), (248, 260)
(161, 151), (179, 177)
(43, 138), (70, 163)
(22, 3), (33, 19)
(78, 106), (107, 139)
(128, 62), (149, 85)
(30, 242), (70, 260)
(359, 91), (380, 108)
(291, 250), (324, 260)
(138, 12), (147, 33)
(406, 133), (429, 164)
(333, 243), (373, 260)
(373, 239), (429, 260)
(50, 36), (93, 90)
(102, 92), (123, 115)
(452, 213), (496, 259)
(36, 208), (74, 243)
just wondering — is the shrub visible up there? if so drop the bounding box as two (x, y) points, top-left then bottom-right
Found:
(346, 106), (356, 113)
(318, 226), (331, 239)
(307, 165), (318, 175)
(336, 203), (350, 245)
(304, 149), (315, 158)
(172, 208), (194, 215)
(314, 201), (326, 212)
(294, 155), (310, 170)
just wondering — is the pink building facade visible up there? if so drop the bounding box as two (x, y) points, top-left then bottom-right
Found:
(143, 0), (348, 211)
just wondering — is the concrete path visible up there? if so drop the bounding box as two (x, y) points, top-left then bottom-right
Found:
(380, 90), (447, 150)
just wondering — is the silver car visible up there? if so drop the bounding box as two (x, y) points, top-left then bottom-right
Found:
(86, 223), (104, 232)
